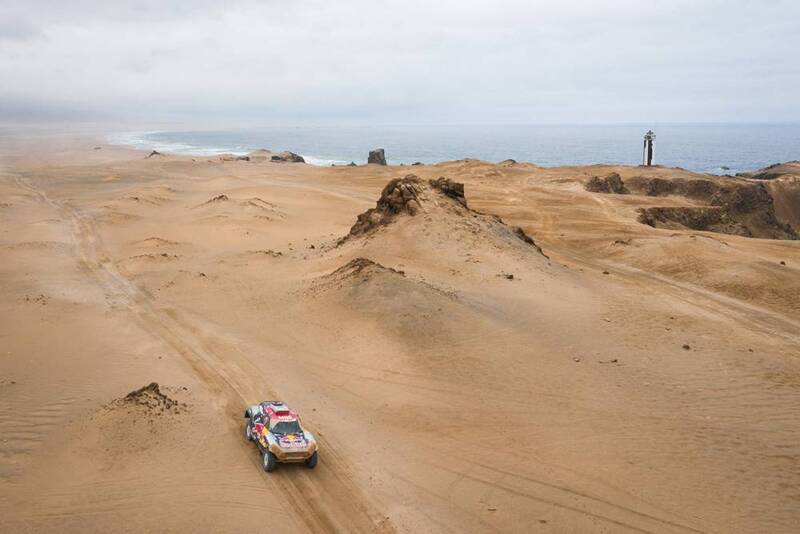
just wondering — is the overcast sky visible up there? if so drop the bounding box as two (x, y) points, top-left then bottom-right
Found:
(1, 0), (798, 124)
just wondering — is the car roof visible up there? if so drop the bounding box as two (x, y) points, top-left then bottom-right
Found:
(262, 402), (299, 421)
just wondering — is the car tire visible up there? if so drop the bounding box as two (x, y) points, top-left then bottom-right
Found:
(245, 424), (252, 441)
(305, 451), (318, 469)
(263, 451), (277, 472)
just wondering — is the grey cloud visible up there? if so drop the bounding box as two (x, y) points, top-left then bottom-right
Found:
(0, 0), (798, 124)
(0, 17), (44, 42)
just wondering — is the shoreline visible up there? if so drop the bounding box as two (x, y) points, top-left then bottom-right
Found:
(99, 124), (800, 174)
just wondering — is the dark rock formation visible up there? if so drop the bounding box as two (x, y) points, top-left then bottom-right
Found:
(270, 151), (305, 163)
(146, 150), (163, 158)
(429, 176), (467, 207)
(627, 176), (798, 239)
(348, 176), (425, 236)
(585, 173), (628, 194)
(368, 148), (387, 165)
(638, 207), (745, 235)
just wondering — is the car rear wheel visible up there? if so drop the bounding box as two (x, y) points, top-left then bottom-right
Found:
(305, 451), (318, 469)
(245, 423), (252, 441)
(263, 451), (277, 472)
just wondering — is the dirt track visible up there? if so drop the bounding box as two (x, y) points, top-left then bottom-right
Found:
(1, 135), (799, 533)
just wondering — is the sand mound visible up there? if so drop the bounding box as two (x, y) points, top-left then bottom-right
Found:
(244, 249), (283, 258)
(198, 194), (229, 206)
(331, 257), (405, 280)
(192, 195), (283, 220)
(120, 195), (171, 206)
(342, 175), (546, 255)
(585, 172), (628, 194)
(111, 382), (186, 415)
(134, 237), (180, 248)
(123, 252), (180, 264)
(310, 258), (405, 294)
(310, 257), (456, 306)
(96, 209), (141, 224)
(307, 257), (471, 349)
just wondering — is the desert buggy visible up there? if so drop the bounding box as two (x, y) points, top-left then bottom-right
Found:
(243, 401), (318, 472)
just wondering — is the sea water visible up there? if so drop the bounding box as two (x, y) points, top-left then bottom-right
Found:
(109, 123), (800, 175)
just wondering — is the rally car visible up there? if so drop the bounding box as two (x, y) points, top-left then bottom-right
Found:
(243, 401), (318, 472)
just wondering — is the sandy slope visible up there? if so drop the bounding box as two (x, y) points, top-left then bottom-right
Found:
(1, 133), (799, 533)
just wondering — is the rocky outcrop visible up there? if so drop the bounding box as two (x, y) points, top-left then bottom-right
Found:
(368, 148), (387, 165)
(341, 174), (547, 256)
(638, 207), (747, 236)
(348, 176), (425, 236)
(270, 151), (305, 163)
(429, 176), (467, 207)
(624, 175), (798, 240)
(145, 150), (163, 159)
(737, 161), (800, 180)
(585, 173), (628, 194)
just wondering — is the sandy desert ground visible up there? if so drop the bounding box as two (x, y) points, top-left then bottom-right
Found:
(1, 129), (799, 533)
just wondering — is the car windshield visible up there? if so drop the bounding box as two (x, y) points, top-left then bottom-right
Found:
(271, 420), (302, 435)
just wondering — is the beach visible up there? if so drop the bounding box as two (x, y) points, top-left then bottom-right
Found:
(1, 129), (799, 533)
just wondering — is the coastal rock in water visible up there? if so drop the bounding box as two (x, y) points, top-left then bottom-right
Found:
(368, 148), (387, 165)
(585, 173), (628, 194)
(270, 151), (305, 163)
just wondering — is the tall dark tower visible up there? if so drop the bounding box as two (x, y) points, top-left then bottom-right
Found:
(643, 130), (656, 166)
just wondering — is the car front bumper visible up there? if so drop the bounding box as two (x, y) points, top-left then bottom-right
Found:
(268, 443), (317, 462)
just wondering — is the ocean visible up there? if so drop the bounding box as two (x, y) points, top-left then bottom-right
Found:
(108, 123), (800, 175)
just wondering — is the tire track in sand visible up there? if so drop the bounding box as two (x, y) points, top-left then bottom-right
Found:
(13, 175), (393, 534)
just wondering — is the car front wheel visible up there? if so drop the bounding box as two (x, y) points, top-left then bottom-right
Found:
(305, 451), (318, 469)
(263, 451), (277, 472)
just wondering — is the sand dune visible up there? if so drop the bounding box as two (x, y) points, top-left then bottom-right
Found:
(1, 135), (799, 533)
